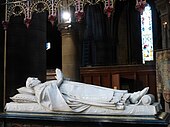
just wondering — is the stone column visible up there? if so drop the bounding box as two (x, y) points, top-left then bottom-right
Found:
(58, 23), (79, 81)
(156, 0), (170, 49)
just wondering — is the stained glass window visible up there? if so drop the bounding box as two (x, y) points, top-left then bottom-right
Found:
(141, 4), (153, 64)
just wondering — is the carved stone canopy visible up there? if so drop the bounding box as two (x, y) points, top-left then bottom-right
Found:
(2, 0), (127, 29)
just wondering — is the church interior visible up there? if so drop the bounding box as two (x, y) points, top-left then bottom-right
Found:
(0, 0), (170, 126)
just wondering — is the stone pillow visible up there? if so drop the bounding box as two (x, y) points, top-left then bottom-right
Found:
(10, 94), (37, 103)
(17, 87), (35, 95)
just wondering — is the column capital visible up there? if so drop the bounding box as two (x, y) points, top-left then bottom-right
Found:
(58, 23), (71, 30)
(58, 23), (75, 35)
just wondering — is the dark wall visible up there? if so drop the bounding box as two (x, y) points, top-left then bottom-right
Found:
(113, 1), (129, 64)
(81, 3), (109, 66)
(5, 13), (47, 102)
(46, 22), (62, 69)
(80, 1), (140, 66)
(126, 0), (143, 64)
(0, 0), (5, 112)
(80, 0), (161, 66)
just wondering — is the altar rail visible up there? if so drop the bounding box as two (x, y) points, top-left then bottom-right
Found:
(80, 64), (157, 97)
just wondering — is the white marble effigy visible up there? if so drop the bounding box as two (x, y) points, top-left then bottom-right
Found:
(5, 68), (162, 115)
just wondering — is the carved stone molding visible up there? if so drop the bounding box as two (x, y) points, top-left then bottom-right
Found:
(58, 23), (74, 35)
